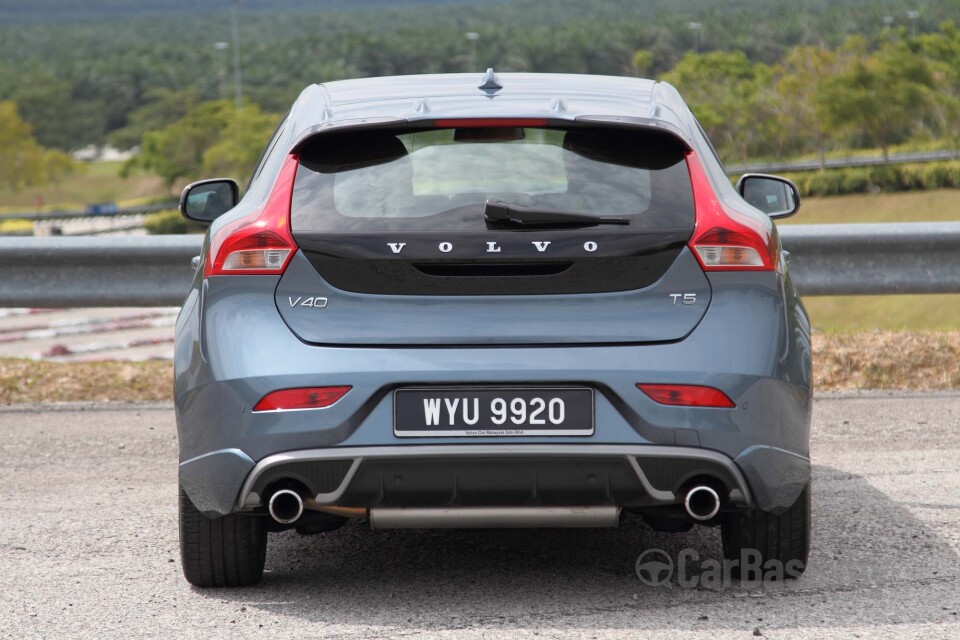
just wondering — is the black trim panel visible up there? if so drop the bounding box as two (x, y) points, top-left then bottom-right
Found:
(297, 230), (689, 295)
(338, 456), (648, 507)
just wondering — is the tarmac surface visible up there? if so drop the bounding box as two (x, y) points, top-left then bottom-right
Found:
(1, 393), (958, 639)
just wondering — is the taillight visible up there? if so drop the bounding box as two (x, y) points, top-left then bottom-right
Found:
(253, 386), (352, 412)
(686, 152), (777, 271)
(204, 154), (299, 277)
(637, 384), (735, 408)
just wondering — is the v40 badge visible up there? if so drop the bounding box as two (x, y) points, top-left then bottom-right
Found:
(288, 296), (328, 309)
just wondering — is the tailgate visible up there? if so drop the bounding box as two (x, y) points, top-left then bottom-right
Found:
(279, 123), (709, 346)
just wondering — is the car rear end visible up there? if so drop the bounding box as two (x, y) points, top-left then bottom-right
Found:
(175, 87), (812, 586)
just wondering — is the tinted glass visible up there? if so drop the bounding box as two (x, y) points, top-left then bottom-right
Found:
(292, 127), (693, 232)
(184, 181), (236, 222)
(741, 176), (796, 216)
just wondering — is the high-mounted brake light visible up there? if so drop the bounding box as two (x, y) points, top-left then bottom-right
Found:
(253, 386), (352, 412)
(686, 152), (778, 272)
(433, 118), (549, 128)
(204, 154), (300, 277)
(637, 384), (735, 408)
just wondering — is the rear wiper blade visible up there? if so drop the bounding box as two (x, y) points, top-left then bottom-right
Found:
(483, 200), (630, 226)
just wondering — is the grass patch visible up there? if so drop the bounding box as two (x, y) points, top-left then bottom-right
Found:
(0, 358), (170, 404)
(0, 218), (33, 233)
(814, 332), (960, 391)
(143, 208), (206, 234)
(781, 162), (960, 197)
(784, 188), (960, 225)
(0, 161), (172, 213)
(806, 295), (960, 333)
(1, 332), (958, 404)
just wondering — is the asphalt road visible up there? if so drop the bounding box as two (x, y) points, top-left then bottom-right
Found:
(1, 393), (958, 639)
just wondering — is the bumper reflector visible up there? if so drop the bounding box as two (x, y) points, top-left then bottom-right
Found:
(253, 386), (351, 412)
(636, 384), (735, 408)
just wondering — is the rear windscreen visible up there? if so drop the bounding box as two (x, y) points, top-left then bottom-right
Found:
(291, 127), (694, 232)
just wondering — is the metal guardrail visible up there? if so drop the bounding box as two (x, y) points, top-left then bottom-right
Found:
(0, 236), (200, 307)
(780, 222), (960, 295)
(0, 223), (958, 307)
(726, 149), (960, 175)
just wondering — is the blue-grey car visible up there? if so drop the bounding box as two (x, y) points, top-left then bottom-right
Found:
(175, 71), (812, 587)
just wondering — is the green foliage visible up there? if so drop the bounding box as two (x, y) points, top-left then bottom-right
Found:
(3, 0), (960, 180)
(918, 21), (960, 152)
(0, 218), (33, 234)
(630, 50), (653, 77)
(13, 80), (109, 150)
(109, 88), (200, 151)
(0, 100), (76, 191)
(127, 101), (280, 186)
(818, 39), (937, 161)
(661, 50), (777, 162)
(127, 101), (230, 187)
(143, 209), (206, 235)
(774, 46), (841, 164)
(201, 106), (282, 180)
(659, 27), (960, 166)
(785, 161), (960, 197)
(2, 0), (960, 152)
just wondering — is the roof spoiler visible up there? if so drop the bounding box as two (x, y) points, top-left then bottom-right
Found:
(289, 114), (692, 154)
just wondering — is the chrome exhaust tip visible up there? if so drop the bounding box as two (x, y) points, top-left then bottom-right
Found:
(268, 489), (305, 524)
(683, 485), (720, 521)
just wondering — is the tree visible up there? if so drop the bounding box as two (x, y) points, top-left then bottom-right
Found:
(201, 105), (281, 179)
(819, 38), (936, 161)
(126, 101), (229, 186)
(0, 100), (75, 191)
(774, 46), (842, 167)
(128, 100), (280, 186)
(108, 88), (200, 151)
(630, 50), (653, 77)
(13, 80), (108, 150)
(919, 21), (960, 155)
(660, 50), (778, 162)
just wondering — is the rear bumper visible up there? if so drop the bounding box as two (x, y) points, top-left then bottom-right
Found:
(175, 270), (813, 519)
(179, 443), (810, 517)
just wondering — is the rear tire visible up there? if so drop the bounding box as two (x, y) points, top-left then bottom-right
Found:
(721, 485), (810, 580)
(179, 486), (267, 587)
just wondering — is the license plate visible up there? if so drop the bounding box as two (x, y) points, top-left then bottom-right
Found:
(394, 387), (594, 437)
